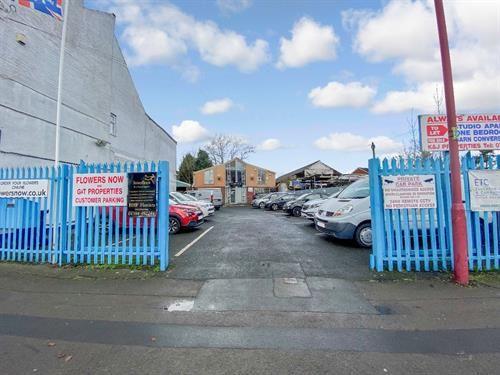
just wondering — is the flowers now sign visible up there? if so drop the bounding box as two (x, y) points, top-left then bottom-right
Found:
(72, 173), (128, 206)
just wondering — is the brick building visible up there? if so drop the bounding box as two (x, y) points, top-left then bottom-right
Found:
(193, 158), (276, 205)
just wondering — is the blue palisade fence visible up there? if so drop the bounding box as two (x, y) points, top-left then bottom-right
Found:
(0, 161), (169, 270)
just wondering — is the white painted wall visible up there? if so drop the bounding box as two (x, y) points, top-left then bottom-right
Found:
(0, 0), (177, 190)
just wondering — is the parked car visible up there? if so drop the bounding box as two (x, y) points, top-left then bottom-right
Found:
(314, 177), (371, 247)
(169, 200), (204, 234)
(265, 194), (296, 211)
(169, 192), (215, 217)
(252, 192), (286, 208)
(301, 193), (337, 221)
(283, 192), (331, 217)
(186, 189), (223, 210)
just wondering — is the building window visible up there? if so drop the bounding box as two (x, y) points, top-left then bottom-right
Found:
(204, 169), (214, 184)
(257, 169), (266, 185)
(109, 113), (117, 136)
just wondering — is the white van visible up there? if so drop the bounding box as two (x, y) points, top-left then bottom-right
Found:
(314, 178), (372, 248)
(186, 189), (223, 210)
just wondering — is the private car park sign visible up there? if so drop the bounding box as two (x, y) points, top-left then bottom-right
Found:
(382, 175), (437, 209)
(419, 114), (500, 152)
(72, 173), (128, 206)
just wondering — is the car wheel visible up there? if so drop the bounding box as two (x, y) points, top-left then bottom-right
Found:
(272, 203), (278, 211)
(259, 202), (265, 209)
(169, 217), (181, 234)
(292, 206), (301, 217)
(354, 222), (372, 248)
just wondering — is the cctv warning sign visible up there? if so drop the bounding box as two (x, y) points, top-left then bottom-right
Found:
(72, 173), (128, 207)
(382, 175), (437, 209)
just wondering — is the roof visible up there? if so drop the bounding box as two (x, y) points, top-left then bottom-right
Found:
(351, 167), (369, 175)
(193, 157), (275, 174)
(277, 160), (341, 182)
(176, 180), (191, 188)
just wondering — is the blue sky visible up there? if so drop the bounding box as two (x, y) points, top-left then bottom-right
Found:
(86, 0), (499, 175)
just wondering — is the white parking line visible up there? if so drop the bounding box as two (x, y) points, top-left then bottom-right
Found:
(174, 226), (214, 257)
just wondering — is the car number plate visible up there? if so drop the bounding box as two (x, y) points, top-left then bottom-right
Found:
(317, 221), (326, 228)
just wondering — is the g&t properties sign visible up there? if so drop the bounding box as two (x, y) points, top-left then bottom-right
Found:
(127, 172), (157, 218)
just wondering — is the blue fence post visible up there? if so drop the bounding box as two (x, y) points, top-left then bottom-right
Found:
(158, 161), (169, 271)
(369, 158), (384, 271)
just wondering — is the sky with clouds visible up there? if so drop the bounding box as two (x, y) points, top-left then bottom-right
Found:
(86, 0), (500, 175)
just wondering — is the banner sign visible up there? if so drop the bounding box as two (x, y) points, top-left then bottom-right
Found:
(72, 173), (127, 207)
(127, 172), (157, 217)
(468, 170), (500, 212)
(0, 179), (49, 198)
(382, 175), (437, 209)
(419, 114), (500, 152)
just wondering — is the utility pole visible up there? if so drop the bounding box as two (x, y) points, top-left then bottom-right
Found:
(434, 0), (469, 285)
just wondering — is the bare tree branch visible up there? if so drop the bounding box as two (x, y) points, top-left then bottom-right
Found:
(204, 134), (256, 165)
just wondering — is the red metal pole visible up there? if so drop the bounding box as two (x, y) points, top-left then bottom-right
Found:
(434, 0), (469, 285)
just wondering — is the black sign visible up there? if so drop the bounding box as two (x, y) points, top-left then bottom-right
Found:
(127, 172), (157, 217)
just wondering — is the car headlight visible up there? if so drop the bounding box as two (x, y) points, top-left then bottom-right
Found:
(333, 205), (353, 217)
(311, 203), (321, 209)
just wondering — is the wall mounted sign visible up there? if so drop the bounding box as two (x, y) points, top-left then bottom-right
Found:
(72, 173), (127, 207)
(0, 179), (49, 199)
(468, 170), (500, 212)
(419, 114), (500, 152)
(127, 172), (157, 217)
(382, 175), (437, 209)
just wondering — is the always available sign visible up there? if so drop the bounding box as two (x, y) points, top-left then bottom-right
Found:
(382, 175), (437, 209)
(419, 114), (500, 152)
(72, 173), (127, 207)
(468, 170), (500, 212)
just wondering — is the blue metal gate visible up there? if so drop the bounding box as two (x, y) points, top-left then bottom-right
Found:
(369, 154), (499, 272)
(0, 161), (169, 270)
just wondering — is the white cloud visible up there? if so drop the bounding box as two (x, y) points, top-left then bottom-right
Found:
(216, 0), (252, 13)
(201, 98), (234, 115)
(172, 120), (210, 143)
(277, 17), (339, 69)
(314, 132), (403, 153)
(344, 0), (500, 114)
(110, 1), (270, 72)
(257, 138), (283, 151)
(308, 81), (376, 108)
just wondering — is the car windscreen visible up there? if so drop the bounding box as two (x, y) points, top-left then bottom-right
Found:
(337, 178), (370, 199)
(171, 192), (190, 201)
(181, 194), (198, 202)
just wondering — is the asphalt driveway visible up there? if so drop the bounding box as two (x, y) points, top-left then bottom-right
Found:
(167, 206), (371, 281)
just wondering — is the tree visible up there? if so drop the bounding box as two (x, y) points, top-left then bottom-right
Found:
(403, 108), (431, 159)
(194, 149), (213, 171)
(203, 134), (255, 165)
(178, 153), (196, 184)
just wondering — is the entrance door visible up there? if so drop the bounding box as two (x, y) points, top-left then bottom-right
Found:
(229, 187), (247, 204)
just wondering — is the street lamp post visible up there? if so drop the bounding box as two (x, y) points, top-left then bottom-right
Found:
(434, 0), (469, 285)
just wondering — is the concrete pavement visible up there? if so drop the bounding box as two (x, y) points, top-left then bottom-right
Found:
(0, 207), (499, 374)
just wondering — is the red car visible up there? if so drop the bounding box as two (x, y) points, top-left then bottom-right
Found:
(169, 202), (204, 234)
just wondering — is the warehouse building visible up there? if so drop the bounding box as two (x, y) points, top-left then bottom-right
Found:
(0, 0), (176, 190)
(193, 158), (276, 205)
(276, 160), (342, 190)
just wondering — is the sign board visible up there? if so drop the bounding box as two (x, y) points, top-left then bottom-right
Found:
(127, 172), (157, 217)
(72, 173), (127, 207)
(419, 114), (500, 152)
(468, 170), (500, 212)
(0, 179), (49, 198)
(382, 175), (437, 209)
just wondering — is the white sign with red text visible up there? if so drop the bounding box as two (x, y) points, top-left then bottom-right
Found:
(72, 173), (128, 207)
(382, 175), (437, 209)
(419, 114), (500, 152)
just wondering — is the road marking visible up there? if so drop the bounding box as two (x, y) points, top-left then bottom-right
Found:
(174, 226), (214, 257)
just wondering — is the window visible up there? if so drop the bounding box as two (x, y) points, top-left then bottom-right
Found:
(204, 169), (214, 184)
(257, 169), (266, 185)
(109, 113), (117, 136)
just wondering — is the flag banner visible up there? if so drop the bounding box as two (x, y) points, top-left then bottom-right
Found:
(18, 0), (63, 20)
